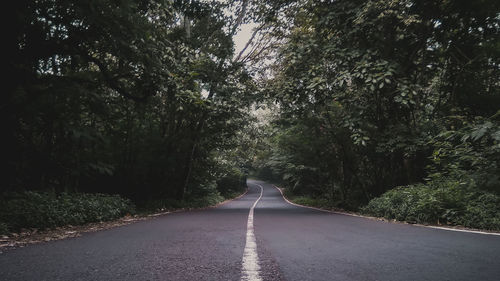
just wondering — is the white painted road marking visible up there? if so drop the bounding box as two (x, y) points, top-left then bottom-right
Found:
(241, 184), (263, 281)
(273, 184), (500, 236)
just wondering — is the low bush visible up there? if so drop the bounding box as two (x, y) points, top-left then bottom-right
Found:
(138, 180), (242, 213)
(292, 196), (330, 209)
(0, 222), (8, 235)
(283, 188), (340, 210)
(138, 192), (228, 213)
(216, 168), (247, 197)
(361, 178), (500, 230)
(0, 192), (135, 233)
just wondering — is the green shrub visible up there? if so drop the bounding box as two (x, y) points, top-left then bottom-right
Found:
(0, 192), (135, 233)
(283, 187), (345, 210)
(361, 178), (500, 230)
(188, 192), (225, 208)
(139, 192), (226, 212)
(139, 180), (230, 213)
(0, 222), (8, 235)
(290, 196), (330, 209)
(216, 168), (247, 197)
(460, 193), (500, 230)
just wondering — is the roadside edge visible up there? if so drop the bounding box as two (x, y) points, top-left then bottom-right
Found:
(0, 187), (250, 252)
(273, 185), (500, 236)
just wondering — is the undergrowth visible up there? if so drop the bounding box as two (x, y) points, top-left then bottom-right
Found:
(361, 178), (500, 230)
(0, 192), (135, 234)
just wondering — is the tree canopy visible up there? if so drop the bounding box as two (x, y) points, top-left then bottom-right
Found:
(3, 0), (255, 202)
(250, 0), (500, 224)
(3, 0), (499, 229)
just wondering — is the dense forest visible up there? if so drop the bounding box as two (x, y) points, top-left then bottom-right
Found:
(1, 0), (499, 233)
(2, 0), (253, 233)
(252, 0), (500, 230)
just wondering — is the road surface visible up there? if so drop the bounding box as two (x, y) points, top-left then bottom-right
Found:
(1, 180), (499, 280)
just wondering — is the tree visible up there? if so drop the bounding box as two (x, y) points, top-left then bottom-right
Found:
(252, 0), (500, 209)
(2, 0), (256, 204)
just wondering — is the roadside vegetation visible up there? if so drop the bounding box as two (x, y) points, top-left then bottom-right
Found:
(361, 179), (500, 230)
(0, 192), (134, 234)
(3, 0), (252, 235)
(0, 190), (247, 237)
(0, 170), (246, 236)
(3, 0), (499, 234)
(249, 0), (500, 230)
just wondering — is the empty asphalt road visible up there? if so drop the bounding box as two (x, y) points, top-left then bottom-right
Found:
(1, 180), (500, 281)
